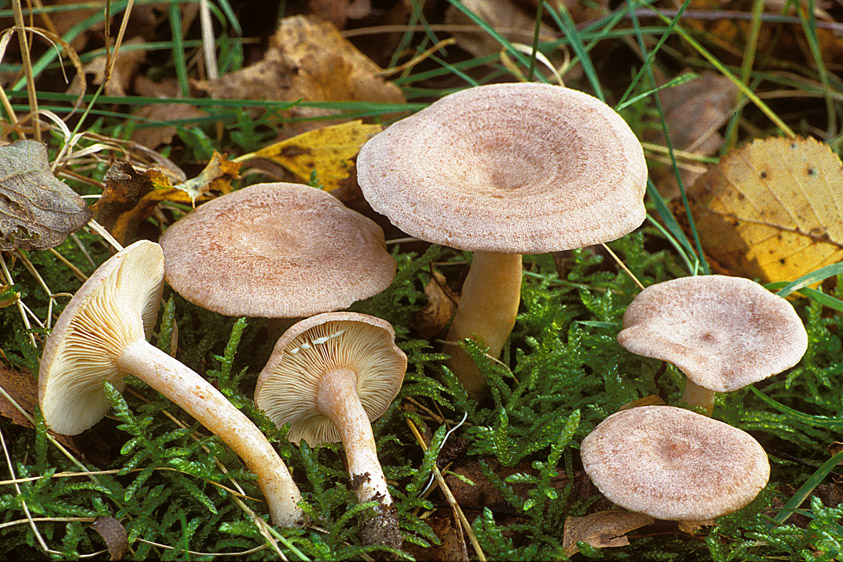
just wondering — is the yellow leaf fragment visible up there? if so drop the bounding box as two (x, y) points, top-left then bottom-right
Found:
(688, 136), (843, 283)
(563, 511), (654, 557)
(252, 120), (381, 191)
(164, 151), (240, 205)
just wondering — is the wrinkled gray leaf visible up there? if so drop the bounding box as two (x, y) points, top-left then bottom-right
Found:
(0, 140), (91, 250)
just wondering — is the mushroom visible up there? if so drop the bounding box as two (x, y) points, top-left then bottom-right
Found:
(159, 182), (395, 318)
(580, 405), (770, 524)
(39, 240), (305, 528)
(254, 311), (407, 548)
(356, 82), (648, 400)
(617, 274), (808, 414)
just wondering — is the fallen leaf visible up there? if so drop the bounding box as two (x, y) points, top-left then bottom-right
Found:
(0, 364), (112, 466)
(194, 15), (405, 125)
(562, 510), (655, 557)
(92, 153), (238, 244)
(251, 120), (381, 191)
(445, 0), (557, 59)
(0, 140), (91, 251)
(687, 136), (843, 283)
(308, 0), (372, 29)
(402, 512), (468, 562)
(131, 76), (208, 149)
(273, 15), (405, 108)
(0, 364), (38, 429)
(91, 162), (159, 245)
(412, 269), (458, 339)
(91, 516), (129, 561)
(132, 105), (208, 150)
(163, 151), (240, 204)
(73, 37), (146, 97)
(647, 71), (739, 198)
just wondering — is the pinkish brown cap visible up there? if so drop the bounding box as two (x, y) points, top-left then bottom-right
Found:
(356, 83), (648, 253)
(254, 311), (407, 446)
(617, 275), (808, 393)
(159, 182), (395, 318)
(581, 405), (770, 522)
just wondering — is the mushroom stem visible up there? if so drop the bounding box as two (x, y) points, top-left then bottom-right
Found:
(444, 251), (522, 400)
(679, 378), (715, 416)
(316, 367), (392, 506)
(116, 340), (305, 528)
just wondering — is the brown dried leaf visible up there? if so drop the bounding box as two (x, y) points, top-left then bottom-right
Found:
(0, 140), (91, 250)
(273, 15), (405, 106)
(412, 269), (458, 339)
(647, 72), (739, 198)
(91, 162), (159, 245)
(688, 136), (843, 283)
(194, 15), (404, 125)
(0, 364), (38, 428)
(445, 0), (557, 58)
(91, 517), (129, 561)
(131, 103), (208, 150)
(93, 153), (238, 244)
(0, 364), (112, 466)
(75, 37), (146, 97)
(563, 511), (655, 557)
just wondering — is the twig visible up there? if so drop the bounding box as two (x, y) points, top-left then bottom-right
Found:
(11, 0), (39, 140)
(405, 417), (486, 562)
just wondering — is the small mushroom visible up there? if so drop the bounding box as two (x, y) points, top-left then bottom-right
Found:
(617, 274), (808, 414)
(159, 182), (395, 318)
(39, 240), (305, 528)
(357, 83), (647, 400)
(254, 312), (407, 548)
(581, 405), (770, 524)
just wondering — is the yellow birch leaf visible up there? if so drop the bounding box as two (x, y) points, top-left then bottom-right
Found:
(688, 136), (843, 283)
(252, 120), (381, 191)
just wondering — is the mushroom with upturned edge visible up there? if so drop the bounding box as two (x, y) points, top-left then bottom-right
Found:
(580, 405), (770, 525)
(38, 240), (305, 528)
(617, 274), (808, 414)
(159, 182), (396, 319)
(255, 312), (407, 548)
(356, 82), (648, 400)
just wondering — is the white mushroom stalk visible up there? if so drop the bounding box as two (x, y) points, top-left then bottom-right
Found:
(316, 367), (393, 505)
(39, 241), (305, 528)
(255, 312), (407, 548)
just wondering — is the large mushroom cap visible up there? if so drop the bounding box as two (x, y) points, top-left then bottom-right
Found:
(159, 182), (396, 318)
(581, 405), (770, 522)
(255, 312), (407, 446)
(39, 240), (165, 435)
(617, 274), (808, 392)
(356, 82), (648, 253)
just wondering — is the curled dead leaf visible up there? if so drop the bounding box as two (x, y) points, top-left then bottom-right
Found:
(412, 269), (458, 339)
(92, 153), (239, 244)
(688, 136), (843, 283)
(0, 140), (91, 250)
(563, 510), (655, 557)
(91, 516), (128, 561)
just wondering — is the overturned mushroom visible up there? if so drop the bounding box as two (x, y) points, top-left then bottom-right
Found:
(617, 274), (808, 414)
(39, 240), (305, 527)
(581, 405), (770, 524)
(255, 312), (407, 548)
(357, 82), (647, 400)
